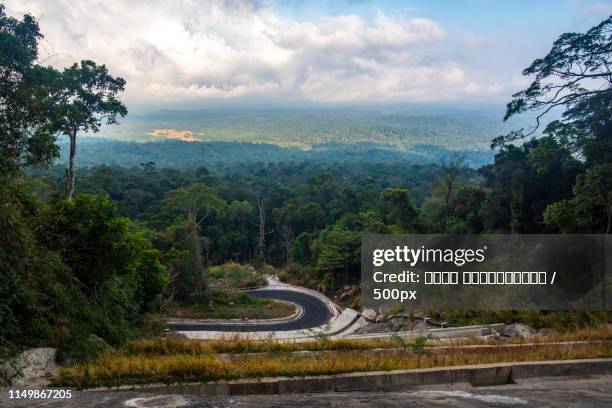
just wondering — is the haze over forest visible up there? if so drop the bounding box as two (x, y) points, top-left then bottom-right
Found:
(55, 106), (544, 169)
(6, 0), (599, 169)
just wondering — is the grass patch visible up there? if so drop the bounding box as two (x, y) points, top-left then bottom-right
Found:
(164, 292), (295, 320)
(206, 263), (264, 290)
(54, 340), (612, 389)
(443, 310), (611, 331)
(122, 326), (612, 357)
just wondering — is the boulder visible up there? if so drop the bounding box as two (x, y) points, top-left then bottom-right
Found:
(361, 308), (378, 321)
(0, 359), (20, 386)
(503, 323), (535, 339)
(1, 348), (58, 386)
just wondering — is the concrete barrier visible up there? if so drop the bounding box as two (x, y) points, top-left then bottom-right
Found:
(338, 323), (506, 342)
(93, 358), (612, 396)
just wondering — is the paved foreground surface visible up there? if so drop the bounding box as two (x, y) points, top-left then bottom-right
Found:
(1, 376), (611, 407)
(168, 289), (333, 332)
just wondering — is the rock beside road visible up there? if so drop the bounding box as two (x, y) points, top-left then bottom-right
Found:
(0, 348), (58, 386)
(503, 323), (535, 339)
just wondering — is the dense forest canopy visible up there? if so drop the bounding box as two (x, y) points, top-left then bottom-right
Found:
(0, 4), (610, 362)
(52, 137), (496, 169)
(90, 107), (538, 151)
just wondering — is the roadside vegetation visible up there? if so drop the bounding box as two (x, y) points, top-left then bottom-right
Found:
(54, 331), (612, 388)
(159, 263), (293, 320)
(122, 326), (612, 356)
(443, 310), (612, 331)
(163, 291), (295, 320)
(205, 263), (265, 290)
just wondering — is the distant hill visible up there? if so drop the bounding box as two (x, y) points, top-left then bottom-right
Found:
(57, 107), (548, 169)
(96, 107), (536, 151)
(57, 138), (494, 169)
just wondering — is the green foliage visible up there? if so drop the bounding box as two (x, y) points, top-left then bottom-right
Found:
(314, 225), (359, 292)
(277, 263), (320, 290)
(544, 164), (612, 233)
(39, 194), (165, 308)
(161, 183), (226, 296)
(0, 180), (69, 350)
(380, 188), (419, 232)
(0, 5), (60, 173)
(62, 334), (113, 365)
(206, 262), (264, 289)
(229, 200), (252, 231)
(386, 325), (434, 356)
(163, 183), (226, 225)
(57, 60), (128, 199)
(168, 291), (294, 320)
(0, 7), (127, 182)
(0, 182), (165, 360)
(496, 16), (611, 166)
(54, 61), (127, 135)
(481, 136), (583, 232)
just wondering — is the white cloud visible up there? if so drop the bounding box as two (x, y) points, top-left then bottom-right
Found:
(5, 0), (509, 105)
(570, 0), (612, 16)
(462, 32), (496, 48)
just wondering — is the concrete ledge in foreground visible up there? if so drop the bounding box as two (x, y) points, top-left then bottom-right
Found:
(90, 358), (612, 396)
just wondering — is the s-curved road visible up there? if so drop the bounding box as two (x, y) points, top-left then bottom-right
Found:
(168, 289), (333, 332)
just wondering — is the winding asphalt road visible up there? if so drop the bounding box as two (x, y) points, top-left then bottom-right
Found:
(167, 289), (333, 332)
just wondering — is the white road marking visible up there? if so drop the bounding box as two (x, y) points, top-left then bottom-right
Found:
(124, 395), (190, 408)
(413, 390), (528, 405)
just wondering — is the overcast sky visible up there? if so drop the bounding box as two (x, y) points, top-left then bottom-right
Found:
(5, 0), (611, 110)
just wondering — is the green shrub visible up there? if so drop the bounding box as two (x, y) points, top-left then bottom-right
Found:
(63, 334), (114, 364)
(206, 262), (264, 289)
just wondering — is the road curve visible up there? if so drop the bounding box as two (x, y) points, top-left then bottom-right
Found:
(168, 289), (333, 332)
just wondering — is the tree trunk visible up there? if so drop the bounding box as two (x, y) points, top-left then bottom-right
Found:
(602, 204), (610, 309)
(65, 129), (77, 201)
(257, 196), (265, 265)
(186, 212), (204, 296)
(251, 195), (274, 267)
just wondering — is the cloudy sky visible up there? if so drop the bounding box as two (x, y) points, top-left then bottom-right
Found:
(5, 0), (611, 110)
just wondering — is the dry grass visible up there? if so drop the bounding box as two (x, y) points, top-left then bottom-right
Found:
(122, 335), (375, 356)
(53, 326), (612, 389)
(123, 326), (612, 356)
(55, 341), (612, 389)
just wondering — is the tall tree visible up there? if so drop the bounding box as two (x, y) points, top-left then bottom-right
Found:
(544, 164), (612, 234)
(380, 188), (419, 232)
(163, 183), (226, 295)
(495, 16), (611, 165)
(54, 60), (127, 200)
(279, 224), (295, 266)
(229, 200), (252, 232)
(481, 137), (582, 233)
(315, 224), (359, 294)
(0, 5), (60, 175)
(251, 194), (274, 265)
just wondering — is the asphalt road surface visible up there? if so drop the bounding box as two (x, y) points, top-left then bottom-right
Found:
(167, 289), (333, 332)
(2, 376), (610, 407)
